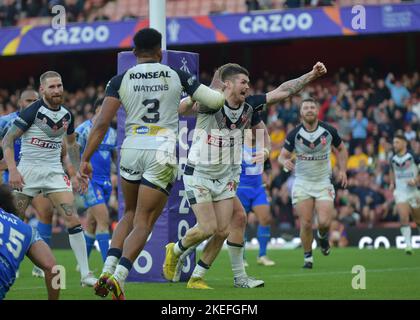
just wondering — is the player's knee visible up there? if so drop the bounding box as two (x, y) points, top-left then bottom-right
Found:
(232, 209), (247, 229)
(199, 222), (217, 238)
(300, 219), (312, 230)
(214, 227), (230, 240)
(259, 214), (272, 226)
(41, 256), (57, 274)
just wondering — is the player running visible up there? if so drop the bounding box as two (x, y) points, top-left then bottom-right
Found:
(2, 71), (97, 286)
(0, 184), (59, 300)
(390, 134), (420, 255)
(77, 28), (225, 300)
(0, 89), (57, 278)
(164, 62), (327, 289)
(76, 97), (117, 262)
(278, 98), (348, 269)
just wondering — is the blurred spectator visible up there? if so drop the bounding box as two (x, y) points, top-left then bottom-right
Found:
(350, 109), (368, 153)
(245, 0), (260, 11)
(272, 183), (295, 230)
(0, 0), (19, 27)
(284, 0), (301, 8)
(269, 120), (286, 161)
(385, 73), (410, 109)
(347, 145), (368, 172)
(337, 108), (352, 142)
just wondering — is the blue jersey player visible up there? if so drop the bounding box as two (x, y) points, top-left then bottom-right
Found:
(0, 184), (59, 300)
(76, 98), (117, 262)
(237, 138), (275, 266)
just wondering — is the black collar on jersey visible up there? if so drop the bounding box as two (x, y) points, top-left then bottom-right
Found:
(137, 60), (159, 64)
(40, 98), (62, 112)
(224, 99), (242, 110)
(220, 103), (250, 129)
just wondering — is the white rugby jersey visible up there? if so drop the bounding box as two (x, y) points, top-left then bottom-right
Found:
(186, 95), (265, 179)
(105, 62), (200, 153)
(284, 121), (342, 183)
(13, 99), (74, 168)
(390, 152), (419, 193)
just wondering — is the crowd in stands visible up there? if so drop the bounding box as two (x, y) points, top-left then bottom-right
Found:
(0, 68), (419, 240)
(0, 0), (412, 27)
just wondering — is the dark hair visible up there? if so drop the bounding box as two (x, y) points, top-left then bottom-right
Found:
(40, 71), (62, 85)
(394, 133), (407, 142)
(93, 97), (104, 113)
(0, 184), (17, 214)
(133, 28), (162, 53)
(300, 97), (318, 107)
(219, 63), (249, 82)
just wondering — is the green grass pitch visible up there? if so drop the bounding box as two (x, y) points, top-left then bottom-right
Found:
(6, 248), (420, 300)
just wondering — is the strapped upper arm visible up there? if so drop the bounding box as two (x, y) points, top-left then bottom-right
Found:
(283, 128), (298, 153)
(246, 95), (267, 112)
(174, 69), (201, 96)
(14, 103), (39, 132)
(105, 73), (125, 100)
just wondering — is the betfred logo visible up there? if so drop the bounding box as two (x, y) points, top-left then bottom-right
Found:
(31, 137), (61, 149)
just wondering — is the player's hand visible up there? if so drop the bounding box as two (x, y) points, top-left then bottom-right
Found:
(283, 159), (295, 172)
(8, 168), (25, 191)
(338, 170), (348, 188)
(312, 62), (327, 78)
(389, 183), (395, 191)
(77, 161), (92, 193)
(252, 151), (265, 164)
(407, 179), (417, 187)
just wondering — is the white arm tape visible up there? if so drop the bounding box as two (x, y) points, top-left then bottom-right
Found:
(192, 84), (225, 110)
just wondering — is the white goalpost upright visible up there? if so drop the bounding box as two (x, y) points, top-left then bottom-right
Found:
(150, 0), (167, 50)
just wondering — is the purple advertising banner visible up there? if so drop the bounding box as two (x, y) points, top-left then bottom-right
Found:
(116, 50), (198, 282)
(0, 4), (419, 56)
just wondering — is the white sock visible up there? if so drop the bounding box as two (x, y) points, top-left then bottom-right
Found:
(103, 256), (119, 275)
(191, 261), (209, 279)
(174, 240), (186, 257)
(227, 242), (247, 279)
(400, 225), (412, 248)
(113, 264), (129, 286)
(68, 226), (90, 278)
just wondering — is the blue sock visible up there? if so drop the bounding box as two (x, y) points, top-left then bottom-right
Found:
(96, 232), (110, 262)
(257, 225), (271, 257)
(84, 232), (96, 258)
(37, 221), (52, 247)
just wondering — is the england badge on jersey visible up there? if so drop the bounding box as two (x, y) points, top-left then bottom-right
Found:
(321, 136), (327, 145)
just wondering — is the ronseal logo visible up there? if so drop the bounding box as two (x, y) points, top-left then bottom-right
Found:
(239, 13), (313, 34)
(42, 25), (110, 46)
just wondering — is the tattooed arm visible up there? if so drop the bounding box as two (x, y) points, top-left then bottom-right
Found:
(65, 133), (81, 172)
(2, 125), (25, 190)
(266, 62), (327, 105)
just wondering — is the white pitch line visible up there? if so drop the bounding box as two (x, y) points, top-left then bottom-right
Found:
(210, 266), (420, 282)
